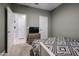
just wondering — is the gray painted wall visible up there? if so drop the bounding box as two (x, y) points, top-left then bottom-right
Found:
(0, 3), (10, 53)
(10, 4), (52, 37)
(52, 4), (79, 38)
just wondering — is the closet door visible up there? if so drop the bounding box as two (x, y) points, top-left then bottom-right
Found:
(39, 16), (48, 39)
(14, 13), (27, 44)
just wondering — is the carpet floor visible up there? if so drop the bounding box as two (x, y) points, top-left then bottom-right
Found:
(5, 43), (32, 56)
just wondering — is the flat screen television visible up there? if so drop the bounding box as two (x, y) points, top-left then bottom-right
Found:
(29, 27), (39, 33)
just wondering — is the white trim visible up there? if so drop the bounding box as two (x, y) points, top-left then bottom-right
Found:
(0, 50), (5, 56)
(40, 42), (55, 56)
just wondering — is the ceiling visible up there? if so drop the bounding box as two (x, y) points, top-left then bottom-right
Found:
(19, 3), (62, 11)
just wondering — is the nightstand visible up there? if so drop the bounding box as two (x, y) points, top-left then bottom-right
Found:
(27, 33), (40, 45)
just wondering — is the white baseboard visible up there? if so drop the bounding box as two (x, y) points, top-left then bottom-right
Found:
(0, 50), (5, 56)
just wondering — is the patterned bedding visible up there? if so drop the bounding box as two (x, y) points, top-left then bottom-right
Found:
(32, 37), (79, 56)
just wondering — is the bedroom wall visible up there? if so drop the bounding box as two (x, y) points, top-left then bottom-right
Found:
(10, 4), (52, 37)
(0, 3), (10, 53)
(52, 3), (79, 38)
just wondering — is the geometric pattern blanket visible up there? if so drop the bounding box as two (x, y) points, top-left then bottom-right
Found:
(32, 37), (79, 56)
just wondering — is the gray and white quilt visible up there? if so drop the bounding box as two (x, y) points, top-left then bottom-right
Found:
(32, 37), (79, 56)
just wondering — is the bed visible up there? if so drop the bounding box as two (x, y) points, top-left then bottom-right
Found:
(32, 37), (79, 56)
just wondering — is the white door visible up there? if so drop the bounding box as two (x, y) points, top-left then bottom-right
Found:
(39, 16), (48, 39)
(7, 7), (14, 51)
(14, 13), (27, 44)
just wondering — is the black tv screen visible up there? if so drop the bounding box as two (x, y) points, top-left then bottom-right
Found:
(29, 27), (39, 33)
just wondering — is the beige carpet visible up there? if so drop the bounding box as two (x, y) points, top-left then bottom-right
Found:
(5, 43), (32, 56)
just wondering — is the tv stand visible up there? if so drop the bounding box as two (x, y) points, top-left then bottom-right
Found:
(27, 33), (40, 45)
